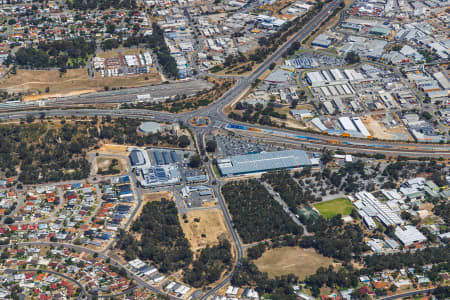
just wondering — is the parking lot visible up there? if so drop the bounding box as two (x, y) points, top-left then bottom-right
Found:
(214, 135), (282, 157)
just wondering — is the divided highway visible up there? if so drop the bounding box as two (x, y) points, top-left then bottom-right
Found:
(0, 1), (448, 299)
(1, 0), (448, 157)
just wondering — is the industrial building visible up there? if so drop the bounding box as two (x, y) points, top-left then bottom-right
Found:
(129, 149), (146, 167)
(352, 117), (371, 137)
(152, 150), (179, 165)
(339, 117), (358, 132)
(306, 69), (364, 89)
(311, 34), (332, 48)
(217, 150), (316, 176)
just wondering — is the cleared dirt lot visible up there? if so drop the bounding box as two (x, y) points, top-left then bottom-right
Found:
(97, 144), (129, 155)
(363, 115), (412, 141)
(95, 156), (127, 175)
(254, 247), (337, 279)
(180, 208), (231, 257)
(0, 67), (161, 97)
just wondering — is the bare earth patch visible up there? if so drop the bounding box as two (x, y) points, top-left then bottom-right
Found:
(363, 115), (412, 141)
(97, 144), (129, 155)
(0, 67), (161, 96)
(95, 156), (126, 175)
(254, 247), (338, 279)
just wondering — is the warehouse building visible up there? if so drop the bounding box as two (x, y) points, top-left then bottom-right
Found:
(352, 117), (371, 137)
(129, 149), (146, 167)
(339, 117), (358, 131)
(217, 150), (316, 176)
(311, 34), (332, 48)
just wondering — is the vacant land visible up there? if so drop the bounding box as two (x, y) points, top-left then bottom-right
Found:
(363, 115), (412, 141)
(97, 48), (147, 59)
(95, 157), (126, 175)
(142, 191), (172, 202)
(0, 68), (161, 97)
(314, 197), (353, 218)
(180, 208), (230, 256)
(254, 247), (336, 279)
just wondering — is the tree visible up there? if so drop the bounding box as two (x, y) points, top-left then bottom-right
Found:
(4, 217), (14, 224)
(189, 154), (201, 168)
(345, 51), (360, 64)
(26, 114), (35, 123)
(8, 19), (16, 26)
(178, 135), (190, 148)
(269, 62), (276, 70)
(206, 140), (217, 153)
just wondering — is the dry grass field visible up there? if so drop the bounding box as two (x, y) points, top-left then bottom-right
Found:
(254, 247), (337, 279)
(142, 191), (172, 202)
(180, 209), (231, 257)
(0, 67), (161, 97)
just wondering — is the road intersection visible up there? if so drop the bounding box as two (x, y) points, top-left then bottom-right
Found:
(0, 0), (448, 298)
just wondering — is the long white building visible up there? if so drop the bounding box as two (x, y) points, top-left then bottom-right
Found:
(354, 191), (404, 227)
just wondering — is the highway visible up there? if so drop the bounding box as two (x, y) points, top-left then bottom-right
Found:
(2, 108), (448, 157)
(0, 0), (448, 298)
(0, 79), (212, 111)
(0, 1), (447, 159)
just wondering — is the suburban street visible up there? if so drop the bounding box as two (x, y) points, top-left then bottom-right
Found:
(0, 0), (448, 298)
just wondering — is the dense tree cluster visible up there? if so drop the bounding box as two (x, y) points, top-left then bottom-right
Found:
(364, 245), (450, 272)
(0, 117), (183, 184)
(433, 201), (450, 227)
(304, 266), (359, 297)
(325, 160), (368, 193)
(263, 171), (320, 213)
(299, 215), (368, 262)
(98, 118), (189, 148)
(222, 180), (302, 243)
(148, 24), (178, 78)
(116, 199), (193, 273)
(382, 160), (445, 184)
(184, 240), (232, 287)
(13, 38), (96, 69)
(229, 102), (286, 126)
(0, 121), (91, 184)
(247, 243), (267, 260)
(232, 259), (298, 300)
(344, 51), (360, 64)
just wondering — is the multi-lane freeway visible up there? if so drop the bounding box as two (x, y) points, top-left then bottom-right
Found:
(1, 0), (449, 298)
(2, 108), (449, 157)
